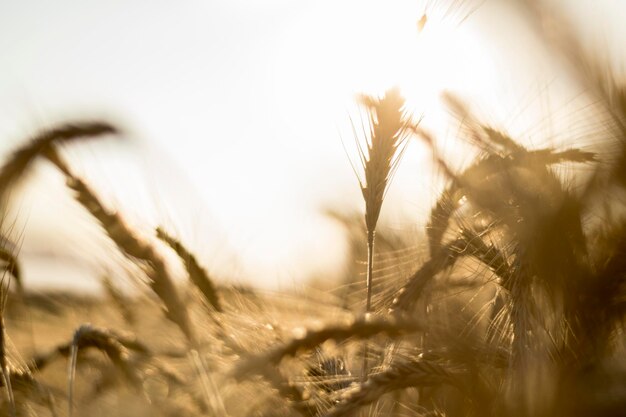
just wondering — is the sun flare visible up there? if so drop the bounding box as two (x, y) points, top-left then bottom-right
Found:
(273, 0), (494, 140)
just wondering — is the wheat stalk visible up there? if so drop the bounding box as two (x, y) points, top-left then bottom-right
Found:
(42, 145), (229, 415)
(66, 325), (144, 417)
(29, 327), (150, 373)
(44, 148), (197, 345)
(232, 315), (423, 381)
(156, 227), (222, 312)
(357, 88), (411, 311)
(322, 358), (462, 417)
(353, 88), (412, 378)
(389, 227), (512, 314)
(0, 122), (117, 202)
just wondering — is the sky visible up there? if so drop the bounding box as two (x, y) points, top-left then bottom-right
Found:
(0, 0), (624, 292)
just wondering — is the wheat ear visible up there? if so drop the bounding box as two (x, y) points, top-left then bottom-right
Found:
(156, 227), (222, 312)
(390, 228), (513, 314)
(323, 358), (461, 417)
(66, 325), (144, 417)
(29, 327), (150, 373)
(232, 315), (423, 380)
(357, 88), (411, 311)
(0, 122), (116, 201)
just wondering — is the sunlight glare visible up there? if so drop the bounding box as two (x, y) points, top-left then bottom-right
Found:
(274, 0), (495, 136)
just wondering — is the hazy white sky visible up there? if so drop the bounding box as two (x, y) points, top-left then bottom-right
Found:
(0, 0), (624, 291)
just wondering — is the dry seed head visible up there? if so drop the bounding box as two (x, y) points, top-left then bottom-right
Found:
(0, 122), (117, 202)
(323, 358), (460, 417)
(357, 87), (411, 234)
(232, 315), (423, 380)
(156, 227), (222, 312)
(67, 324), (144, 417)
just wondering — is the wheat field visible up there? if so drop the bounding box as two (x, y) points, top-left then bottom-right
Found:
(1, 1), (625, 416)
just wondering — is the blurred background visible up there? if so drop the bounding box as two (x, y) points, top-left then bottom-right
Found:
(0, 0), (624, 291)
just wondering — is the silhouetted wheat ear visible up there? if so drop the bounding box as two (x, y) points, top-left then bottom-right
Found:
(322, 358), (462, 417)
(358, 88), (410, 245)
(231, 315), (423, 380)
(389, 228), (513, 314)
(30, 326), (150, 373)
(0, 122), (117, 202)
(156, 227), (222, 312)
(356, 88), (412, 378)
(66, 325), (144, 417)
(425, 93), (596, 256)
